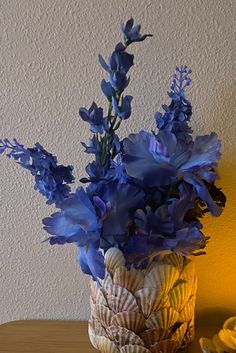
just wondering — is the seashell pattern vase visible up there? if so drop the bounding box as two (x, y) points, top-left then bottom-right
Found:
(88, 248), (197, 353)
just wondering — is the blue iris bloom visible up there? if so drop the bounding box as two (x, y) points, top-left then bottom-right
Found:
(135, 205), (174, 235)
(123, 234), (164, 268)
(124, 187), (206, 266)
(0, 139), (74, 206)
(43, 187), (105, 281)
(79, 102), (106, 134)
(179, 132), (222, 216)
(163, 227), (207, 255)
(179, 133), (221, 170)
(94, 182), (145, 248)
(43, 187), (100, 245)
(122, 129), (222, 216)
(93, 196), (111, 220)
(121, 18), (153, 45)
(183, 173), (222, 217)
(122, 130), (177, 187)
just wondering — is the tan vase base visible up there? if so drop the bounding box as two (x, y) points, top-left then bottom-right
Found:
(89, 248), (197, 353)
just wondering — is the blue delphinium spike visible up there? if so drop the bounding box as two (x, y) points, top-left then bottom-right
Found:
(154, 66), (193, 146)
(171, 65), (192, 96)
(0, 139), (74, 205)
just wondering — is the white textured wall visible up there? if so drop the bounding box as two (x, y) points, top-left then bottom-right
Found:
(0, 0), (236, 326)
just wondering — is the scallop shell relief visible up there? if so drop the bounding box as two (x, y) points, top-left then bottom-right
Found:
(89, 248), (197, 353)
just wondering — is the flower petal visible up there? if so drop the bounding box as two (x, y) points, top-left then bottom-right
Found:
(77, 243), (105, 282)
(184, 173), (222, 217)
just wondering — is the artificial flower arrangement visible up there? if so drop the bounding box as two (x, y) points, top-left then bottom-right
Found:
(0, 18), (226, 353)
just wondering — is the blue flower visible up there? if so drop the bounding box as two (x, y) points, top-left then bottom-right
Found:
(43, 188), (106, 281)
(171, 66), (192, 95)
(122, 129), (222, 216)
(93, 195), (111, 220)
(112, 95), (133, 120)
(81, 135), (101, 155)
(43, 187), (106, 281)
(99, 19), (151, 100)
(124, 187), (206, 266)
(135, 186), (196, 238)
(109, 154), (129, 185)
(122, 130), (177, 187)
(179, 132), (222, 216)
(155, 66), (193, 146)
(0, 139), (74, 205)
(101, 79), (114, 101)
(0, 18), (226, 282)
(135, 206), (174, 235)
(124, 234), (163, 268)
(79, 102), (106, 134)
(81, 152), (128, 195)
(179, 133), (221, 171)
(43, 187), (100, 245)
(124, 225), (206, 268)
(163, 227), (207, 255)
(94, 182), (145, 248)
(77, 242), (105, 282)
(85, 161), (108, 182)
(109, 44), (134, 74)
(99, 46), (134, 92)
(183, 173), (222, 217)
(149, 133), (171, 164)
(121, 18), (153, 45)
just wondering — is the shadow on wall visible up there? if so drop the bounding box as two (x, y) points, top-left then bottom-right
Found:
(196, 307), (235, 331)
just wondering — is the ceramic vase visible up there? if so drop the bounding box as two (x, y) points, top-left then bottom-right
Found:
(88, 248), (197, 353)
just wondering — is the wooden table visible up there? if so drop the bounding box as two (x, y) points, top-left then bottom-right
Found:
(0, 320), (213, 352)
